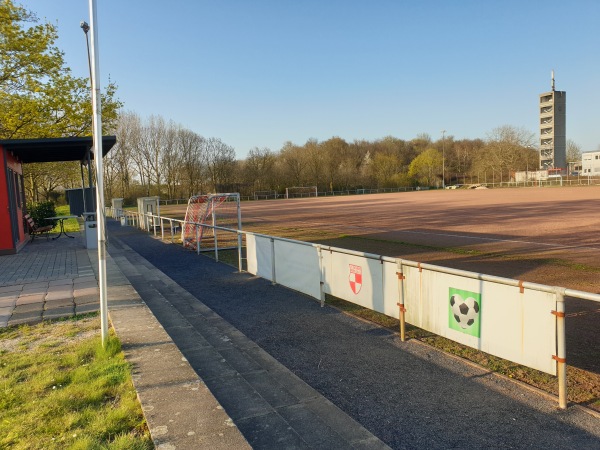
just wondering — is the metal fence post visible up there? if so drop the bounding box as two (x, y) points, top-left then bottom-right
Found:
(396, 259), (406, 342)
(237, 232), (243, 273)
(318, 245), (325, 307)
(196, 224), (200, 255)
(270, 237), (276, 285)
(554, 288), (567, 409)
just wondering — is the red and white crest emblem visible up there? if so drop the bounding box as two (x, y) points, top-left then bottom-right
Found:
(349, 264), (362, 294)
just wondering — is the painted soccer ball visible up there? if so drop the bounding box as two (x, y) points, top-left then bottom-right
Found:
(450, 294), (479, 329)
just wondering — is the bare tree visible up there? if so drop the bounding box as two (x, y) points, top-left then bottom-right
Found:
(567, 140), (582, 165)
(204, 137), (236, 191)
(179, 129), (206, 196)
(245, 147), (276, 192)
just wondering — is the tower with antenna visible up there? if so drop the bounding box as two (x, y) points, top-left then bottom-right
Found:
(539, 70), (566, 170)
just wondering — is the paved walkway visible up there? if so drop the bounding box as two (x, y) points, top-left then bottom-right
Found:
(0, 235), (98, 327)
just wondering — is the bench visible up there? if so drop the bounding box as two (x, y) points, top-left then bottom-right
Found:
(24, 214), (54, 241)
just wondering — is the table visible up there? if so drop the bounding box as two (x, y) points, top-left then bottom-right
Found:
(45, 215), (78, 239)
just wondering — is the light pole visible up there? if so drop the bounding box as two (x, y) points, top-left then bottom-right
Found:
(83, 1), (108, 347)
(441, 130), (446, 189)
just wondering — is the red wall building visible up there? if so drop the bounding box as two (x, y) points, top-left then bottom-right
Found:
(0, 146), (27, 254)
(0, 137), (116, 255)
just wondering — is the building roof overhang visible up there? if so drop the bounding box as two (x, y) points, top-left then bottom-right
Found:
(0, 136), (116, 163)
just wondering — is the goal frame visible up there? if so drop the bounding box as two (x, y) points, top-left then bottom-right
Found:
(182, 193), (241, 253)
(285, 186), (318, 199)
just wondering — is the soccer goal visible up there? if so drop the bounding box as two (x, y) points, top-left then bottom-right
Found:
(182, 193), (241, 252)
(253, 190), (278, 200)
(285, 186), (318, 199)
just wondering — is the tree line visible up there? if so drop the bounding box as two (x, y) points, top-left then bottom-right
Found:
(105, 113), (552, 203)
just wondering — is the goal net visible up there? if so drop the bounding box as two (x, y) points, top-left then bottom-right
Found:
(285, 186), (318, 199)
(182, 193), (241, 251)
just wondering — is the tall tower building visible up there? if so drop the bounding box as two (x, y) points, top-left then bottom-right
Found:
(539, 71), (566, 170)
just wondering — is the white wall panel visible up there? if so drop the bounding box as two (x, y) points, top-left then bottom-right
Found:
(273, 241), (321, 299)
(322, 251), (384, 312)
(397, 267), (557, 375)
(246, 235), (273, 281)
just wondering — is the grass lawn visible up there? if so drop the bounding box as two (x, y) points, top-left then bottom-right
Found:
(52, 205), (83, 234)
(0, 315), (152, 449)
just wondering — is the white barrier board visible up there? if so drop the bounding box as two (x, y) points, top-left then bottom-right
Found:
(388, 263), (557, 375)
(273, 240), (321, 299)
(321, 251), (385, 313)
(248, 237), (558, 375)
(246, 235), (273, 280)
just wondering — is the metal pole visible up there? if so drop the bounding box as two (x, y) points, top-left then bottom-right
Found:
(555, 288), (567, 409)
(212, 201), (218, 262)
(87, 0), (108, 347)
(270, 237), (276, 285)
(442, 130), (446, 189)
(237, 232), (243, 273)
(318, 246), (325, 307)
(237, 194), (242, 272)
(196, 224), (200, 255)
(396, 259), (406, 342)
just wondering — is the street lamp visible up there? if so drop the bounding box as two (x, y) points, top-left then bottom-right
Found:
(80, 21), (92, 89)
(442, 130), (446, 189)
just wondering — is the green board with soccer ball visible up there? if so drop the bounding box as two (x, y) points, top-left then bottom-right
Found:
(448, 288), (481, 338)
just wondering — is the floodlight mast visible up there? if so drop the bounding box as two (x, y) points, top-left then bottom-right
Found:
(85, 1), (109, 347)
(442, 130), (446, 189)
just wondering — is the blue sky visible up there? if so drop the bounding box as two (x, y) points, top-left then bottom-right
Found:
(28, 0), (600, 157)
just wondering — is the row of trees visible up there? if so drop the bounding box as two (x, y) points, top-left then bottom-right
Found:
(107, 113), (576, 203)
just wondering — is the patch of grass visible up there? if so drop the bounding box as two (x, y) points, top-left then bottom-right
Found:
(325, 295), (600, 411)
(53, 205), (82, 233)
(0, 316), (152, 450)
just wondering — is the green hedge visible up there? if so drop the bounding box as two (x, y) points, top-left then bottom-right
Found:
(28, 202), (57, 228)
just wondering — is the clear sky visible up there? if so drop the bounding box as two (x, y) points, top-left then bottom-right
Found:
(28, 0), (600, 158)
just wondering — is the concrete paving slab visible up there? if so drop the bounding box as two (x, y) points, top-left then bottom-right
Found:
(74, 287), (98, 297)
(20, 286), (46, 295)
(48, 278), (74, 287)
(8, 310), (42, 325)
(0, 296), (17, 307)
(182, 347), (239, 381)
(241, 370), (301, 409)
(234, 412), (308, 449)
(43, 306), (74, 320)
(45, 290), (73, 302)
(16, 293), (45, 305)
(204, 374), (274, 421)
(73, 275), (97, 285)
(162, 325), (213, 352)
(75, 303), (100, 314)
(44, 298), (74, 309)
(0, 285), (23, 294)
(22, 281), (48, 289)
(74, 294), (99, 305)
(12, 302), (44, 314)
(0, 315), (8, 327)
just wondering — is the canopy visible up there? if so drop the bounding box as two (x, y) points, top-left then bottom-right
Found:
(0, 136), (116, 163)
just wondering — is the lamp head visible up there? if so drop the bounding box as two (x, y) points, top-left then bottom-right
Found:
(80, 21), (90, 34)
